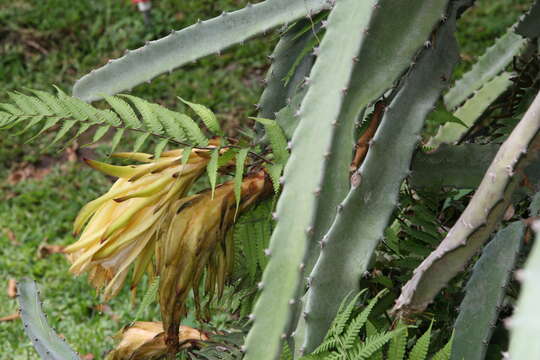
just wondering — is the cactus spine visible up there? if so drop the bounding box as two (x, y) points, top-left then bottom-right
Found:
(394, 89), (540, 316)
(302, 0), (460, 351)
(73, 0), (332, 102)
(451, 221), (525, 360)
(18, 279), (80, 360)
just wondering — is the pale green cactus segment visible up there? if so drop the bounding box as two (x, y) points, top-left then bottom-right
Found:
(516, 0), (540, 39)
(410, 144), (500, 189)
(244, 2), (380, 359)
(394, 90), (540, 317)
(258, 19), (318, 120)
(18, 279), (80, 360)
(302, 4), (459, 351)
(410, 143), (540, 190)
(444, 28), (527, 111)
(451, 221), (524, 360)
(429, 72), (513, 147)
(72, 0), (332, 102)
(508, 220), (540, 359)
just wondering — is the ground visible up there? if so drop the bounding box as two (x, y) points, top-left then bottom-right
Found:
(0, 0), (532, 358)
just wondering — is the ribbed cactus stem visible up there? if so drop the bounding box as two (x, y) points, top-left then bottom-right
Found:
(516, 0), (540, 39)
(257, 19), (318, 120)
(451, 221), (525, 360)
(73, 0), (333, 102)
(508, 219), (540, 359)
(18, 279), (80, 360)
(394, 89), (540, 316)
(302, 1), (460, 350)
(429, 72), (513, 147)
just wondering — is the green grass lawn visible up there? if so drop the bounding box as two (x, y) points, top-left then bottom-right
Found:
(0, 0), (533, 358)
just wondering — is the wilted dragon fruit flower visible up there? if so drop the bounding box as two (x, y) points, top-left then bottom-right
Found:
(106, 321), (207, 360)
(65, 148), (211, 300)
(159, 171), (272, 352)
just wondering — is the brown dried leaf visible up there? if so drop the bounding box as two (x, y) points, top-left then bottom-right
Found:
(3, 228), (20, 246)
(7, 279), (17, 298)
(0, 313), (20, 322)
(37, 242), (65, 258)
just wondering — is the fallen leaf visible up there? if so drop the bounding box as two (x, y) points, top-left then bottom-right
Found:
(7, 279), (17, 298)
(37, 242), (65, 258)
(0, 313), (20, 322)
(7, 163), (51, 185)
(3, 228), (20, 246)
(82, 354), (95, 360)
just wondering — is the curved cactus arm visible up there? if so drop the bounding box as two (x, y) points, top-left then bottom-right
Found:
(243, 2), (379, 358)
(444, 27), (527, 111)
(410, 144), (500, 189)
(302, 2), (460, 352)
(72, 0), (332, 102)
(17, 279), (80, 360)
(451, 221), (525, 360)
(244, 0), (454, 357)
(507, 220), (540, 359)
(394, 89), (540, 317)
(429, 72), (513, 147)
(516, 0), (540, 39)
(410, 143), (540, 190)
(258, 19), (318, 120)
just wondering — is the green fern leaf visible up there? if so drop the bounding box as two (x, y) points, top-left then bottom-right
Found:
(407, 322), (432, 360)
(99, 109), (122, 126)
(265, 162), (283, 193)
(104, 95), (141, 129)
(27, 88), (70, 116)
(25, 116), (62, 143)
(234, 148), (249, 215)
(366, 321), (383, 360)
(431, 333), (453, 360)
(154, 138), (169, 160)
(174, 113), (208, 146)
(348, 328), (407, 360)
(15, 115), (45, 135)
(110, 128), (125, 155)
(122, 95), (163, 134)
(329, 291), (365, 338)
(280, 342), (293, 360)
(50, 120), (77, 146)
(0, 102), (23, 115)
(251, 117), (289, 164)
(92, 125), (111, 143)
(180, 97), (223, 135)
(387, 323), (408, 360)
(341, 289), (388, 350)
(133, 276), (160, 321)
(150, 104), (187, 142)
(58, 91), (99, 122)
(9, 92), (51, 115)
(207, 148), (219, 198)
(132, 133), (150, 153)
(182, 147), (193, 165)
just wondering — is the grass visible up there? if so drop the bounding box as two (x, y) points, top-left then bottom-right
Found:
(0, 0), (533, 358)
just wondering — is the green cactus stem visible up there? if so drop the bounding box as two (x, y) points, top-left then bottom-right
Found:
(18, 279), (80, 360)
(507, 219), (540, 359)
(394, 89), (540, 317)
(73, 0), (332, 102)
(302, 1), (460, 351)
(429, 72), (513, 147)
(451, 221), (525, 360)
(516, 0), (540, 39)
(443, 27), (527, 112)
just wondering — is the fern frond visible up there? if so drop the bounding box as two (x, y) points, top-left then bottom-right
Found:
(347, 328), (406, 360)
(365, 321), (383, 360)
(387, 323), (408, 360)
(133, 276), (160, 321)
(0, 89), (214, 153)
(207, 148), (220, 198)
(329, 290), (366, 338)
(431, 332), (453, 360)
(251, 117), (289, 164)
(407, 322), (432, 360)
(341, 289), (388, 350)
(180, 97), (223, 136)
